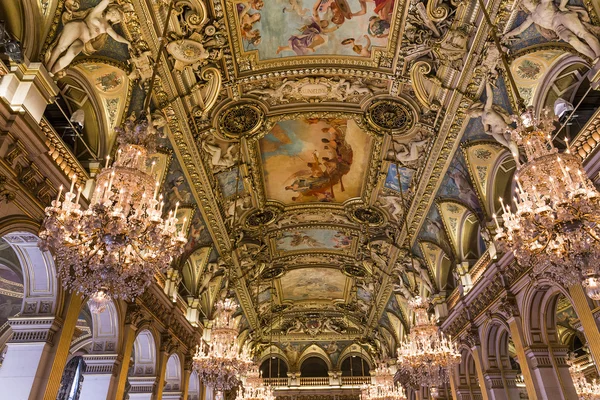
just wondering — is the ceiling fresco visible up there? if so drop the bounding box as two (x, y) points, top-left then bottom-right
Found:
(259, 118), (372, 204)
(29, 0), (600, 365)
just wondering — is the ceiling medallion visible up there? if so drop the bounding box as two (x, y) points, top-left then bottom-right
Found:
(342, 264), (368, 278)
(365, 99), (415, 134)
(261, 266), (286, 280)
(245, 207), (280, 228)
(217, 103), (264, 139)
(349, 206), (385, 226)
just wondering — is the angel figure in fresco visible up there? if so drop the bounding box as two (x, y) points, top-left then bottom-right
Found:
(467, 79), (521, 167)
(502, 0), (600, 61)
(341, 35), (372, 57)
(46, 0), (130, 74)
(277, 0), (343, 56)
(284, 0), (311, 16)
(281, 232), (321, 248)
(238, 3), (263, 46)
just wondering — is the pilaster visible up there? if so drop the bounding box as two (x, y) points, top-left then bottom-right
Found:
(569, 285), (600, 375)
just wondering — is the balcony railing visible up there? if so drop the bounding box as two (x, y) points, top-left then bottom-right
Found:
(263, 376), (371, 388)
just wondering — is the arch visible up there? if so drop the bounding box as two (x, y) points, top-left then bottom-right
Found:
(71, 299), (121, 354)
(188, 371), (200, 400)
(455, 346), (481, 399)
(260, 356), (289, 378)
(520, 280), (573, 347)
(258, 344), (289, 366)
(131, 329), (158, 376)
(297, 344), (333, 371)
(300, 356), (329, 377)
(339, 355), (371, 376)
(337, 343), (374, 371)
(481, 317), (512, 372)
(164, 353), (182, 392)
(2, 231), (58, 315)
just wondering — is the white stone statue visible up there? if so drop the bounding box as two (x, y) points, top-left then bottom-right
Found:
(46, 0), (130, 74)
(379, 194), (404, 221)
(503, 0), (600, 61)
(388, 138), (429, 164)
(203, 139), (239, 169)
(467, 80), (521, 166)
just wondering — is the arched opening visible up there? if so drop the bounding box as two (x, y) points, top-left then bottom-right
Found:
(0, 237), (24, 344)
(124, 329), (157, 398)
(340, 355), (370, 376)
(188, 371), (201, 400)
(260, 356), (288, 378)
(164, 354), (182, 393)
(455, 349), (481, 399)
(56, 355), (86, 400)
(300, 356), (329, 377)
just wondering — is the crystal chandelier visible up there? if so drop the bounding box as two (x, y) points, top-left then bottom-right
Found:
(361, 362), (407, 400)
(493, 107), (600, 300)
(237, 365), (275, 400)
(39, 115), (187, 312)
(568, 355), (600, 400)
(193, 299), (253, 392)
(396, 297), (460, 388)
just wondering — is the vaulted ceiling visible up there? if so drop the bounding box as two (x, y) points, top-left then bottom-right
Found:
(18, 0), (600, 363)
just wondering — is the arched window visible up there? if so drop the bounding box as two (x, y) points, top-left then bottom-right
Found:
(300, 357), (329, 377)
(340, 355), (370, 376)
(260, 357), (288, 378)
(57, 356), (87, 400)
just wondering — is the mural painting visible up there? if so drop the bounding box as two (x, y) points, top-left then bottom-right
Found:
(234, 0), (393, 59)
(276, 228), (353, 251)
(260, 118), (371, 204)
(216, 168), (246, 198)
(280, 268), (347, 301)
(384, 163), (414, 193)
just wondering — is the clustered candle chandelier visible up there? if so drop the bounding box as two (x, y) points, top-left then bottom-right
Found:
(193, 299), (253, 393)
(361, 362), (407, 400)
(493, 108), (600, 300)
(396, 297), (460, 388)
(236, 364), (275, 400)
(568, 356), (600, 400)
(39, 115), (187, 313)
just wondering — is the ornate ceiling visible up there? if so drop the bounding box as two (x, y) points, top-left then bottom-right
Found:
(12, 0), (600, 365)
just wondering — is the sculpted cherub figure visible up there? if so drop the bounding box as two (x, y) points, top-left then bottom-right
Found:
(503, 0), (600, 61)
(46, 0), (130, 74)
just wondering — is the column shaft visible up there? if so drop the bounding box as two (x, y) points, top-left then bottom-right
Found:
(507, 316), (542, 400)
(570, 285), (600, 374)
(470, 346), (490, 400)
(107, 322), (137, 399)
(37, 293), (84, 400)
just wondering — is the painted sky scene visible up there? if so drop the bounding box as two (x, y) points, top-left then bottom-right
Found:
(276, 228), (353, 252)
(235, 0), (394, 59)
(280, 268), (347, 301)
(260, 118), (371, 204)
